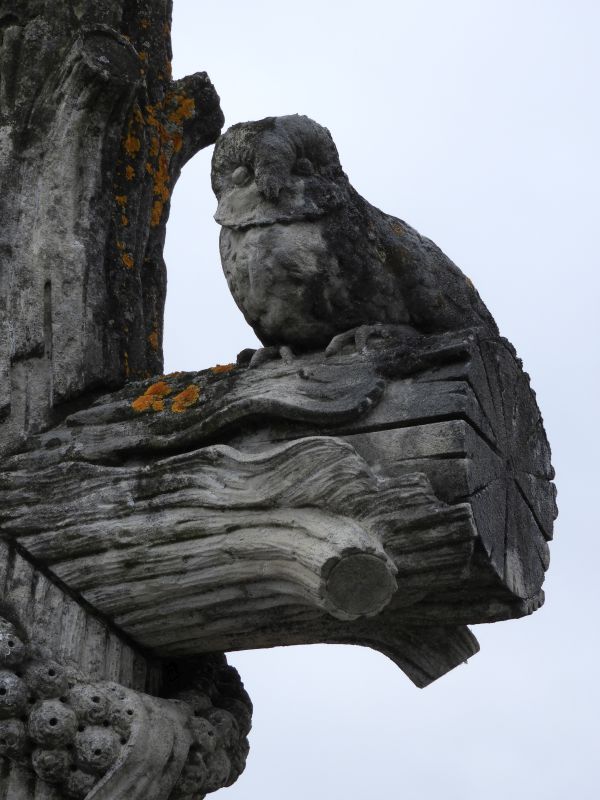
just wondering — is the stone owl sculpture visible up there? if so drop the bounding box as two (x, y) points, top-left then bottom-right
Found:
(211, 115), (498, 362)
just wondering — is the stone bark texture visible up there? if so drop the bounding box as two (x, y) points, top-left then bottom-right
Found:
(0, 2), (256, 799)
(0, 3), (557, 799)
(0, 329), (556, 685)
(0, 0), (223, 456)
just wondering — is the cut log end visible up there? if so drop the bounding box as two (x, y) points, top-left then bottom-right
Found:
(324, 554), (398, 619)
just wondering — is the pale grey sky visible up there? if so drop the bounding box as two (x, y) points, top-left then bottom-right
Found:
(164, 2), (600, 798)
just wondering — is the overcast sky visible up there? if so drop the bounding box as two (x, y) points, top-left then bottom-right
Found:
(164, 2), (599, 798)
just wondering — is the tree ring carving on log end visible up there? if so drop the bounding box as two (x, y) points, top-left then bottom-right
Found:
(325, 554), (398, 619)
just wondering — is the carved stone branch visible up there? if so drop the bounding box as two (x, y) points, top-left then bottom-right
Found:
(0, 329), (556, 697)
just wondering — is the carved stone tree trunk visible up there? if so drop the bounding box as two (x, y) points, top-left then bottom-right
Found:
(0, 4), (254, 800)
(0, 0), (223, 454)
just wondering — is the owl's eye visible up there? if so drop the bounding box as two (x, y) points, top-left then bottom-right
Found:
(294, 158), (314, 176)
(232, 165), (252, 186)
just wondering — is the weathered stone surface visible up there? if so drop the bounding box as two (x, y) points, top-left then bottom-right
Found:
(0, 4), (240, 795)
(0, 331), (555, 699)
(0, 610), (251, 800)
(0, 0), (223, 457)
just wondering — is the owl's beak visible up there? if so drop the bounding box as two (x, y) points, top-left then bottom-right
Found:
(255, 174), (283, 202)
(214, 181), (277, 228)
(215, 177), (325, 230)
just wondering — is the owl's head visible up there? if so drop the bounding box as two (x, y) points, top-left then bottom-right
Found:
(211, 115), (350, 229)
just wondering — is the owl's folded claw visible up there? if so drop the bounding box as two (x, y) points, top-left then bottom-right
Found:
(325, 324), (419, 357)
(246, 345), (295, 369)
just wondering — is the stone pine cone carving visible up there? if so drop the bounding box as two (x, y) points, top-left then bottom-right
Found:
(0, 616), (251, 799)
(211, 114), (499, 356)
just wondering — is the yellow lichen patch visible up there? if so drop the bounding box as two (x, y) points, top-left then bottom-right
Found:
(150, 200), (164, 228)
(211, 363), (235, 375)
(115, 195), (127, 209)
(116, 240), (126, 251)
(138, 51), (149, 63)
(145, 105), (160, 128)
(122, 253), (134, 269)
(149, 137), (160, 157)
(146, 381), (171, 397)
(125, 165), (136, 181)
(172, 133), (183, 153)
(132, 395), (160, 413)
(123, 133), (141, 156)
(153, 154), (170, 202)
(131, 380), (172, 413)
(171, 385), (200, 413)
(121, 215), (129, 227)
(148, 330), (159, 351)
(168, 95), (196, 125)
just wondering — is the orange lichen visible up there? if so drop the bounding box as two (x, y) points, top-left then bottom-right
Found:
(132, 395), (159, 412)
(149, 136), (160, 157)
(138, 51), (149, 63)
(120, 91), (199, 231)
(171, 385), (200, 413)
(131, 380), (172, 413)
(140, 18), (150, 29)
(146, 381), (171, 397)
(116, 240), (126, 251)
(211, 364), (235, 375)
(145, 105), (160, 128)
(168, 95), (195, 125)
(172, 132), (183, 153)
(115, 195), (128, 209)
(122, 253), (134, 269)
(148, 330), (159, 352)
(150, 200), (164, 228)
(121, 215), (129, 227)
(153, 154), (170, 202)
(123, 133), (141, 157)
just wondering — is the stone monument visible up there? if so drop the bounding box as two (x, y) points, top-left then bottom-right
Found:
(0, 2), (556, 798)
